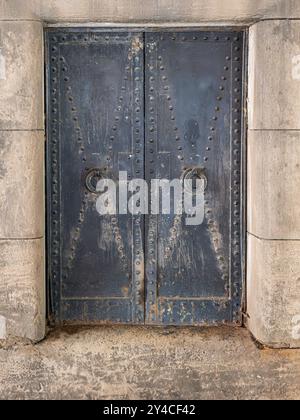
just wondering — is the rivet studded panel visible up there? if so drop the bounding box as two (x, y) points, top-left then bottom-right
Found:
(46, 30), (245, 326)
(144, 32), (244, 325)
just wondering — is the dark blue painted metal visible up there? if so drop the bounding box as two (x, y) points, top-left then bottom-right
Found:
(47, 31), (145, 324)
(46, 30), (244, 326)
(145, 32), (245, 325)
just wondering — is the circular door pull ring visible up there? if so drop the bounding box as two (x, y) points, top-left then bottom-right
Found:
(85, 168), (105, 194)
(181, 167), (208, 195)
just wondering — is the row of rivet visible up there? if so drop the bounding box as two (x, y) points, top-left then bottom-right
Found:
(60, 54), (90, 289)
(204, 54), (231, 289)
(157, 54), (185, 164)
(148, 34), (240, 43)
(49, 44), (61, 319)
(155, 51), (186, 268)
(132, 38), (145, 323)
(51, 33), (131, 43)
(230, 37), (243, 324)
(146, 40), (159, 323)
(52, 33), (239, 44)
(103, 46), (133, 276)
(199, 41), (243, 298)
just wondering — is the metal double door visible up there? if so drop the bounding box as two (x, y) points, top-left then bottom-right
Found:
(47, 30), (245, 325)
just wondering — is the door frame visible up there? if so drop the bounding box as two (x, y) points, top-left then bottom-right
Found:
(45, 26), (248, 327)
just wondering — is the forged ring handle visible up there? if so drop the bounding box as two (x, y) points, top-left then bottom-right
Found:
(85, 168), (104, 193)
(181, 167), (208, 193)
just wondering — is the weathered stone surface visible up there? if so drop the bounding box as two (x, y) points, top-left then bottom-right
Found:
(0, 326), (300, 400)
(249, 20), (300, 130)
(247, 234), (300, 348)
(272, 0), (300, 18)
(271, 0), (300, 18)
(248, 130), (300, 240)
(0, 131), (44, 239)
(0, 21), (43, 130)
(42, 0), (91, 21)
(0, 0), (299, 23)
(0, 239), (45, 342)
(0, 0), (41, 20)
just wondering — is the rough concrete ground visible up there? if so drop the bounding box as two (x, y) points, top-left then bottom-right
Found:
(0, 326), (299, 400)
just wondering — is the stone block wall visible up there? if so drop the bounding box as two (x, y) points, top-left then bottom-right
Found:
(247, 21), (300, 347)
(0, 21), (45, 341)
(0, 1), (299, 347)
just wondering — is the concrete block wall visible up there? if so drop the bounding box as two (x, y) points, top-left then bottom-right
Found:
(247, 20), (300, 348)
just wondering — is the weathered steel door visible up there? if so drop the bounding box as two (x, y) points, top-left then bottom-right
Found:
(47, 30), (245, 326)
